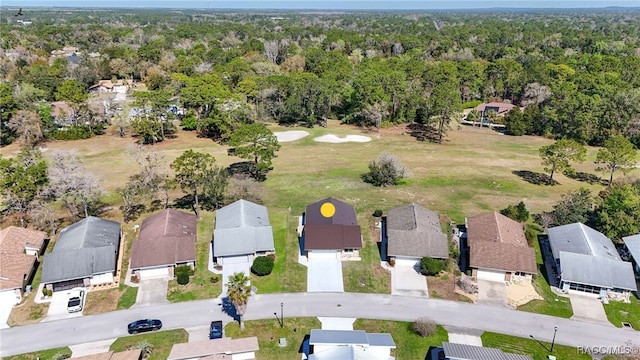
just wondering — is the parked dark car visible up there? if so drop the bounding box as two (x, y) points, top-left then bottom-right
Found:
(128, 319), (162, 334)
(209, 320), (223, 339)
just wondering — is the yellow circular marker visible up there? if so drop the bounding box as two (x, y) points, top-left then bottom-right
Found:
(320, 202), (336, 218)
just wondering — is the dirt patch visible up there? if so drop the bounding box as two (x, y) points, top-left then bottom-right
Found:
(427, 273), (475, 303)
(83, 288), (122, 315)
(7, 296), (49, 326)
(506, 280), (543, 307)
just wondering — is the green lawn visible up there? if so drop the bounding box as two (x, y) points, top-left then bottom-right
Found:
(518, 236), (573, 318)
(3, 347), (72, 360)
(116, 285), (138, 309)
(482, 332), (592, 360)
(109, 329), (188, 360)
(354, 319), (448, 359)
(604, 295), (640, 330)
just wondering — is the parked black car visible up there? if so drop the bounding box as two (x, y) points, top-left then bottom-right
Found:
(209, 320), (223, 339)
(128, 319), (162, 334)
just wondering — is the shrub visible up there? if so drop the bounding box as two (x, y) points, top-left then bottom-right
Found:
(267, 253), (276, 261)
(210, 276), (220, 284)
(373, 209), (383, 217)
(251, 256), (274, 276)
(412, 317), (437, 337)
(362, 152), (408, 187)
(175, 265), (194, 276)
(176, 272), (190, 285)
(420, 257), (446, 276)
(181, 114), (198, 130)
(461, 100), (482, 109)
(500, 201), (529, 222)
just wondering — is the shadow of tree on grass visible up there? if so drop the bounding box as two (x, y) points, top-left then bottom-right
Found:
(407, 123), (442, 143)
(512, 170), (558, 186)
(564, 171), (605, 185)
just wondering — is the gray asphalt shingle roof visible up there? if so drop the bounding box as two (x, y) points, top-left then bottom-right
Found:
(623, 234), (640, 264)
(442, 342), (533, 360)
(386, 203), (448, 259)
(548, 223), (620, 261)
(41, 217), (121, 283)
(213, 200), (274, 257)
(309, 329), (395, 347)
(559, 251), (637, 291)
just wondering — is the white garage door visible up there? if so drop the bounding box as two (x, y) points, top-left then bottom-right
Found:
(138, 267), (170, 280)
(395, 257), (420, 267)
(308, 250), (338, 261)
(477, 269), (506, 282)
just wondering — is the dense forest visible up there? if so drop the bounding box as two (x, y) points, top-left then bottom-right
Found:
(1, 8), (640, 147)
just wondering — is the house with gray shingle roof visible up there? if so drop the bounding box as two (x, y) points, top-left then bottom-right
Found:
(168, 336), (259, 360)
(622, 234), (640, 275)
(548, 223), (637, 300)
(465, 212), (536, 283)
(41, 217), (121, 292)
(435, 342), (533, 360)
(307, 329), (396, 360)
(384, 203), (448, 266)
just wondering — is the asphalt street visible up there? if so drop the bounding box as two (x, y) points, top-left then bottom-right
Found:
(0, 293), (637, 357)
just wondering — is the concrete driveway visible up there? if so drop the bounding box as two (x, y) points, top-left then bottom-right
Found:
(134, 278), (169, 307)
(221, 257), (251, 296)
(307, 259), (343, 292)
(569, 293), (610, 325)
(43, 289), (85, 322)
(477, 280), (509, 307)
(391, 263), (428, 297)
(0, 291), (19, 329)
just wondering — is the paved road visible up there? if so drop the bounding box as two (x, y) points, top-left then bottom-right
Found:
(0, 293), (637, 357)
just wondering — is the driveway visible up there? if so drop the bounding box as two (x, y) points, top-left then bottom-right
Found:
(391, 263), (428, 297)
(0, 291), (19, 329)
(307, 259), (343, 292)
(569, 292), (610, 325)
(445, 326), (483, 346)
(221, 256), (251, 296)
(477, 280), (509, 308)
(43, 289), (85, 322)
(134, 278), (169, 307)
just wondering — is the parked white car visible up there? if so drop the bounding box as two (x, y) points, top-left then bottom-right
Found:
(67, 288), (85, 313)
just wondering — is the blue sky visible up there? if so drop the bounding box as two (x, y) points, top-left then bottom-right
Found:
(2, 0), (639, 9)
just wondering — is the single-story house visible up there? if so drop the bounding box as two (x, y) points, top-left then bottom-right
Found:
(548, 223), (637, 300)
(384, 203), (448, 266)
(433, 342), (533, 360)
(89, 79), (129, 94)
(0, 226), (47, 304)
(72, 349), (141, 360)
(300, 197), (362, 261)
(474, 102), (516, 118)
(307, 329), (396, 360)
(167, 337), (259, 360)
(42, 217), (121, 292)
(622, 234), (640, 274)
(465, 212), (537, 282)
(130, 209), (197, 280)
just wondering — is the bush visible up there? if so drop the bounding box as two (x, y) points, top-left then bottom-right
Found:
(42, 287), (52, 297)
(176, 272), (190, 285)
(373, 209), (383, 217)
(175, 265), (194, 276)
(420, 257), (446, 276)
(181, 114), (198, 130)
(461, 100), (482, 109)
(412, 317), (437, 337)
(267, 253), (276, 261)
(251, 256), (274, 276)
(362, 152), (408, 187)
(500, 201), (529, 222)
(210, 276), (220, 284)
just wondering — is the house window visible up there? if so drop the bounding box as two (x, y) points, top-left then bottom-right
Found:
(568, 282), (601, 294)
(344, 249), (355, 253)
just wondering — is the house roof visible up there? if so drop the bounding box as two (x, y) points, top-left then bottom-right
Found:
(0, 227), (47, 290)
(303, 198), (362, 251)
(559, 251), (637, 291)
(41, 217), (121, 284)
(50, 101), (73, 117)
(467, 212), (536, 274)
(71, 349), (142, 360)
(213, 200), (275, 257)
(442, 342), (533, 360)
(548, 223), (621, 261)
(386, 203), (448, 259)
(309, 329), (395, 347)
(623, 234), (640, 264)
(475, 102), (516, 115)
(89, 79), (126, 90)
(167, 337), (259, 360)
(130, 209), (197, 269)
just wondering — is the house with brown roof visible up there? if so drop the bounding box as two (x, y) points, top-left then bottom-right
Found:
(383, 203), (449, 266)
(0, 227), (47, 304)
(300, 197), (362, 261)
(72, 349), (141, 360)
(89, 79), (129, 94)
(130, 209), (197, 280)
(167, 337), (259, 360)
(465, 212), (536, 282)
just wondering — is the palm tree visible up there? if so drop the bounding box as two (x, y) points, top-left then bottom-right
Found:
(226, 272), (251, 330)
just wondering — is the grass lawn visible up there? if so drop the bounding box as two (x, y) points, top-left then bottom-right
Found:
(604, 295), (640, 330)
(117, 285), (138, 309)
(354, 319), (449, 359)
(3, 347), (72, 360)
(167, 210), (222, 302)
(518, 236), (573, 318)
(109, 329), (188, 360)
(224, 317), (322, 360)
(482, 332), (592, 360)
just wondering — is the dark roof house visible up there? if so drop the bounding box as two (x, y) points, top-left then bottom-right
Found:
(303, 197), (361, 251)
(386, 203), (448, 259)
(213, 199), (274, 258)
(130, 209), (197, 270)
(467, 212), (537, 275)
(41, 217), (121, 285)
